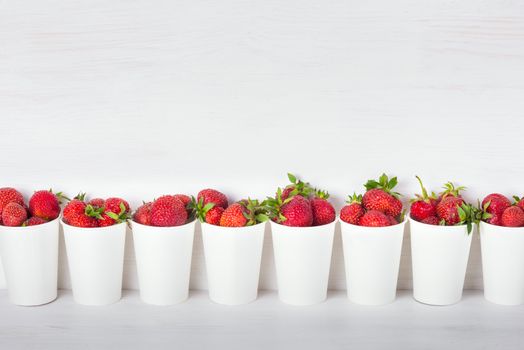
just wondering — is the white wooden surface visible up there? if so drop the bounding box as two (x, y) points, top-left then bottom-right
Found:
(1, 0), (523, 291)
(1, 290), (524, 350)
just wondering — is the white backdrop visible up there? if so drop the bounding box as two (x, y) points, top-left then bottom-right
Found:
(1, 0), (523, 290)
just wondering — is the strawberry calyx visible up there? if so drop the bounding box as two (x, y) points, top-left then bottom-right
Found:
(264, 187), (294, 223)
(440, 182), (466, 198)
(456, 202), (478, 234)
(364, 173), (401, 198)
(345, 193), (362, 204)
(85, 204), (104, 219)
(73, 192), (86, 202)
(314, 189), (330, 200)
(191, 196), (215, 223)
(285, 173), (313, 198)
(476, 199), (493, 221)
(410, 176), (438, 203)
(240, 198), (269, 225)
(105, 202), (130, 223)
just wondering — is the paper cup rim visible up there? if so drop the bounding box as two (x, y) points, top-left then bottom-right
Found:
(269, 220), (336, 231)
(338, 217), (406, 230)
(479, 220), (524, 232)
(61, 219), (127, 231)
(0, 216), (60, 232)
(408, 217), (467, 230)
(131, 218), (197, 230)
(201, 221), (267, 231)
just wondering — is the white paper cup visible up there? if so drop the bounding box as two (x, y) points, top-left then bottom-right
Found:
(480, 221), (524, 305)
(201, 222), (265, 305)
(131, 220), (196, 305)
(0, 218), (59, 306)
(271, 221), (336, 306)
(340, 219), (406, 305)
(62, 221), (126, 306)
(409, 218), (472, 305)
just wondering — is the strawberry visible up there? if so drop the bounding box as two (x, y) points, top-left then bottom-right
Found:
(501, 206), (524, 227)
(29, 190), (60, 220)
(2, 202), (28, 226)
(359, 210), (391, 227)
(197, 189), (228, 209)
(87, 198), (105, 208)
(151, 195), (187, 227)
(482, 193), (511, 219)
(363, 174), (402, 217)
(66, 213), (99, 228)
(23, 217), (48, 226)
(513, 196), (524, 212)
(340, 194), (365, 225)
(280, 195), (313, 227)
(421, 216), (440, 225)
(133, 202), (152, 225)
(436, 196), (465, 225)
(0, 187), (24, 218)
(387, 215), (398, 225)
(173, 194), (191, 207)
(96, 197), (130, 226)
(63, 199), (87, 219)
(310, 190), (335, 226)
(486, 214), (502, 226)
(410, 176), (438, 222)
(219, 203), (248, 227)
(205, 206), (224, 225)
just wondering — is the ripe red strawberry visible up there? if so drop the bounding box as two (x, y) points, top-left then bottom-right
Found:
(23, 217), (48, 226)
(482, 193), (511, 219)
(63, 199), (87, 219)
(487, 214), (502, 226)
(29, 190), (60, 220)
(436, 195), (464, 225)
(87, 198), (105, 208)
(151, 195), (187, 227)
(98, 214), (116, 227)
(173, 194), (190, 206)
(363, 174), (402, 216)
(501, 206), (524, 227)
(387, 215), (398, 225)
(410, 176), (438, 222)
(197, 189), (228, 209)
(310, 190), (335, 226)
(97, 197), (131, 226)
(0, 187), (24, 218)
(387, 196), (403, 217)
(133, 202), (152, 225)
(513, 196), (524, 212)
(104, 197), (130, 215)
(66, 213), (99, 228)
(359, 210), (391, 227)
(219, 203), (248, 227)
(2, 202), (28, 226)
(421, 216), (440, 225)
(205, 206), (224, 225)
(340, 193), (364, 225)
(280, 195), (313, 227)
(363, 189), (392, 213)
(340, 205), (364, 225)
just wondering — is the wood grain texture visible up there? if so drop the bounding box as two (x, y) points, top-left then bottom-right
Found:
(0, 0), (523, 291)
(1, 290), (524, 350)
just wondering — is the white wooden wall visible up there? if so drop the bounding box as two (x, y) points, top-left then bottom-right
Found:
(0, 0), (523, 290)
